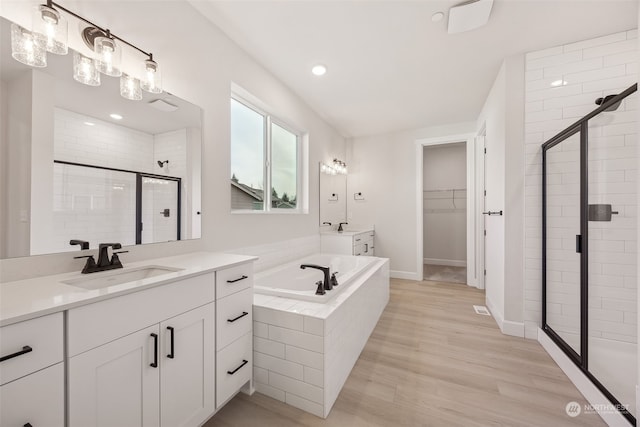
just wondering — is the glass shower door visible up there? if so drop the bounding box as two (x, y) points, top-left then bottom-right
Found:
(544, 130), (582, 358)
(139, 176), (180, 244)
(587, 92), (637, 417)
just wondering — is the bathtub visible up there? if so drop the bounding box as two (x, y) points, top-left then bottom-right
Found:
(254, 254), (376, 302)
(252, 254), (389, 418)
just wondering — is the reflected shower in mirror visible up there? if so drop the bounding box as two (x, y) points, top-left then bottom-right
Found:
(0, 17), (202, 259)
(319, 162), (346, 227)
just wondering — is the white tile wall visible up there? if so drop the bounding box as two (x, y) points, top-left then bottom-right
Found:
(524, 30), (637, 341)
(48, 108), (189, 252)
(252, 258), (389, 418)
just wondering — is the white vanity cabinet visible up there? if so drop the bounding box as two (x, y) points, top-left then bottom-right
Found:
(321, 230), (375, 256)
(215, 263), (253, 408)
(67, 273), (215, 427)
(0, 313), (64, 427)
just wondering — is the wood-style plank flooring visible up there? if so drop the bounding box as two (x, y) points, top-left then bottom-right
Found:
(205, 279), (606, 427)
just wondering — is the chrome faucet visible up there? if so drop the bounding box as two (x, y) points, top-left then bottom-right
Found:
(300, 264), (332, 291)
(74, 242), (128, 274)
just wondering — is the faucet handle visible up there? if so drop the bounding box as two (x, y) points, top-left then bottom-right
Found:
(74, 255), (94, 259)
(315, 280), (326, 295)
(99, 243), (122, 250)
(70, 240), (90, 250)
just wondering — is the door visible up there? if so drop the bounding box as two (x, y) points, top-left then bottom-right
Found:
(482, 137), (504, 308)
(139, 175), (180, 245)
(68, 325), (160, 427)
(160, 304), (215, 427)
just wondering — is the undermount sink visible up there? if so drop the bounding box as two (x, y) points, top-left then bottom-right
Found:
(62, 265), (183, 290)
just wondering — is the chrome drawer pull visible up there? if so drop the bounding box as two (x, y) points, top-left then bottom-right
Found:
(0, 345), (32, 363)
(227, 312), (249, 323)
(227, 359), (248, 375)
(227, 275), (248, 283)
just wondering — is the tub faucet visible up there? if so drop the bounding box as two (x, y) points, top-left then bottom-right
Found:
(338, 222), (348, 232)
(300, 264), (332, 291)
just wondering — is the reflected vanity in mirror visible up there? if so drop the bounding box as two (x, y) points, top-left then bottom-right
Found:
(0, 17), (202, 259)
(318, 162), (347, 227)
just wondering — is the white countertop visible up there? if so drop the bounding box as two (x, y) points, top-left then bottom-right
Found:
(319, 229), (373, 236)
(0, 251), (257, 327)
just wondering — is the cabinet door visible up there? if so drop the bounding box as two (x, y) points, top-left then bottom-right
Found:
(68, 325), (160, 427)
(0, 363), (64, 427)
(160, 303), (215, 427)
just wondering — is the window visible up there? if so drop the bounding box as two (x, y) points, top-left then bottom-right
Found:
(230, 96), (301, 212)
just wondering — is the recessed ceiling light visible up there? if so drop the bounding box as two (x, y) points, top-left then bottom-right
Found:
(110, 113), (123, 120)
(312, 64), (327, 76)
(432, 12), (445, 22)
(550, 79), (568, 87)
(84, 121), (95, 126)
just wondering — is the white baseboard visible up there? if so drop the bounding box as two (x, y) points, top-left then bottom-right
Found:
(423, 258), (467, 267)
(390, 270), (420, 281)
(538, 329), (632, 427)
(502, 320), (525, 337)
(485, 297), (504, 329)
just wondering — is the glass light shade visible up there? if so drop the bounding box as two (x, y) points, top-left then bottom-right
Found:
(94, 35), (121, 77)
(120, 74), (142, 101)
(141, 58), (162, 93)
(33, 4), (68, 55)
(11, 23), (47, 67)
(73, 51), (100, 86)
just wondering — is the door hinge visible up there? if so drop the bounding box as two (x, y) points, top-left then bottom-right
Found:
(484, 230), (486, 236)
(484, 148), (487, 154)
(484, 269), (486, 276)
(484, 190), (486, 196)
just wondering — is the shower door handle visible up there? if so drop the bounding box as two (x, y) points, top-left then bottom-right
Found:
(575, 235), (582, 253)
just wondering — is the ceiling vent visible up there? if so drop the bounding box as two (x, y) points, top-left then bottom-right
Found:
(448, 0), (494, 34)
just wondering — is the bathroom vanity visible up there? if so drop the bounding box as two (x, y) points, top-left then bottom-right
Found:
(0, 252), (255, 427)
(320, 230), (375, 256)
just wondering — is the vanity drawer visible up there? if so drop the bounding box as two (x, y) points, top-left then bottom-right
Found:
(68, 272), (214, 357)
(0, 312), (63, 385)
(216, 332), (252, 408)
(217, 287), (252, 349)
(0, 362), (64, 427)
(216, 263), (253, 299)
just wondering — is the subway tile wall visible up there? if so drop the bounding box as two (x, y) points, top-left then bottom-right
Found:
(47, 108), (187, 253)
(524, 30), (637, 341)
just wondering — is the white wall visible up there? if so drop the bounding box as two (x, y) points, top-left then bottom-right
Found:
(422, 143), (467, 265)
(0, 1), (345, 282)
(476, 54), (526, 336)
(347, 121), (476, 279)
(524, 30), (638, 339)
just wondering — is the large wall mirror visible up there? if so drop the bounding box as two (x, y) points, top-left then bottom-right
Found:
(0, 17), (202, 259)
(319, 162), (346, 226)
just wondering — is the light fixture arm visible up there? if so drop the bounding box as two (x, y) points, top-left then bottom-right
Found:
(48, 0), (153, 59)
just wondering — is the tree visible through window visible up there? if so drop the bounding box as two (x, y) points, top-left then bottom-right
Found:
(230, 97), (299, 211)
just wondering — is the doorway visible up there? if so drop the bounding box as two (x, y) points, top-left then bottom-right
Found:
(422, 143), (467, 284)
(415, 133), (477, 287)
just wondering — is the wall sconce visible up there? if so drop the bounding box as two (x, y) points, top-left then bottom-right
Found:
(10, 0), (163, 100)
(320, 158), (347, 175)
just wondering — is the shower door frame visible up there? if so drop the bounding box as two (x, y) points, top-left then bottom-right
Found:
(541, 83), (637, 425)
(53, 160), (182, 246)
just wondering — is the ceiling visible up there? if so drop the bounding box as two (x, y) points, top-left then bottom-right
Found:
(193, 0), (638, 138)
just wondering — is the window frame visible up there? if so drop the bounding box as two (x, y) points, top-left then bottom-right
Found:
(230, 95), (303, 214)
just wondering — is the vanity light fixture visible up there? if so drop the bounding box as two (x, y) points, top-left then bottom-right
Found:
(320, 158), (347, 175)
(120, 73), (142, 101)
(10, 0), (163, 99)
(10, 23), (47, 67)
(73, 51), (100, 86)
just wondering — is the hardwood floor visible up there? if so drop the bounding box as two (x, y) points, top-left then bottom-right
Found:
(206, 279), (606, 427)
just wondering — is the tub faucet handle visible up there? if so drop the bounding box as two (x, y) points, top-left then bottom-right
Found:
(330, 272), (339, 288)
(315, 280), (326, 295)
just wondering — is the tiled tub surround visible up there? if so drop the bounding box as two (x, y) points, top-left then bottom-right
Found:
(252, 256), (390, 418)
